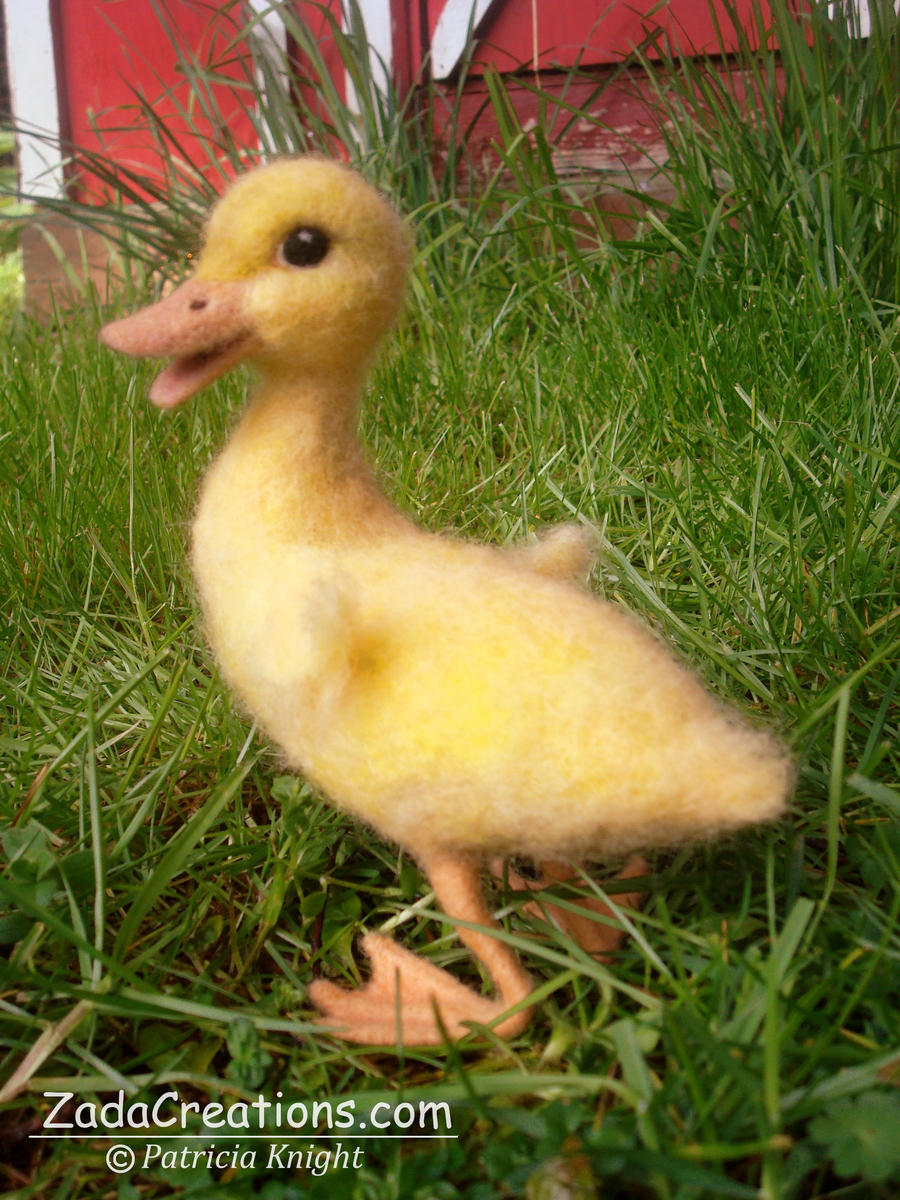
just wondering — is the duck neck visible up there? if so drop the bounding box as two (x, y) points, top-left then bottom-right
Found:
(216, 365), (406, 547)
(241, 367), (363, 462)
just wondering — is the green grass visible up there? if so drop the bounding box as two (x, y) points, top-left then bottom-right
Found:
(1, 2), (899, 1197)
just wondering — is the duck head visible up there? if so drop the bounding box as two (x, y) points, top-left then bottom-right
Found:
(101, 158), (411, 407)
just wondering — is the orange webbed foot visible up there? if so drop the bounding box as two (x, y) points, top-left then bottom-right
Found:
(309, 931), (530, 1045)
(491, 855), (649, 958)
(309, 853), (533, 1046)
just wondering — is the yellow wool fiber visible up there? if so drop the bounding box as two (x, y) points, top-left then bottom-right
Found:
(177, 158), (792, 864)
(101, 156), (796, 1045)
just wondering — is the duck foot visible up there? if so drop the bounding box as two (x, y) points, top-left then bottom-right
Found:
(491, 856), (648, 958)
(310, 932), (529, 1045)
(310, 852), (533, 1046)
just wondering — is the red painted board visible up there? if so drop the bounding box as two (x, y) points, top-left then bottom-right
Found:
(53, 0), (258, 199)
(288, 0), (349, 148)
(426, 0), (775, 75)
(430, 59), (783, 180)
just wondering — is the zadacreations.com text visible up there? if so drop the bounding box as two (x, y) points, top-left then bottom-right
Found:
(35, 1089), (456, 1178)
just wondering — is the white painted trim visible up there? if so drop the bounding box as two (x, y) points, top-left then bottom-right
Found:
(358, 0), (394, 95)
(246, 0), (290, 73)
(828, 0), (900, 37)
(245, 0), (290, 154)
(5, 0), (65, 197)
(431, 0), (501, 80)
(343, 0), (394, 118)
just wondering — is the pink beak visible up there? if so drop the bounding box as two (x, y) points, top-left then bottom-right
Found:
(100, 277), (257, 408)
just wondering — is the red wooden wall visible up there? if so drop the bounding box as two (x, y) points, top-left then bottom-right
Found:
(461, 0), (772, 72)
(290, 0), (776, 176)
(52, 0), (257, 197)
(51, 0), (781, 198)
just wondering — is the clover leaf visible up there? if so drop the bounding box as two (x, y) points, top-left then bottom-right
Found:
(809, 1092), (900, 1182)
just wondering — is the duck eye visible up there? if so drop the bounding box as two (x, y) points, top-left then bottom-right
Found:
(278, 226), (331, 268)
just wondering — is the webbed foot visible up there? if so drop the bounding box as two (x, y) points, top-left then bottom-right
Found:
(309, 852), (533, 1046)
(310, 931), (530, 1045)
(491, 856), (648, 957)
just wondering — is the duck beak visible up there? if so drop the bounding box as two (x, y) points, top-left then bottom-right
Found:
(100, 277), (258, 408)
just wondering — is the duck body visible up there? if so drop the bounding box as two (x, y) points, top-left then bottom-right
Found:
(102, 157), (792, 1044)
(191, 365), (788, 865)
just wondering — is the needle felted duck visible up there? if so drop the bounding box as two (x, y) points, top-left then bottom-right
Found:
(101, 157), (792, 1046)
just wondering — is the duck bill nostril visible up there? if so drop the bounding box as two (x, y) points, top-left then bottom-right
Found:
(100, 277), (248, 359)
(100, 277), (256, 408)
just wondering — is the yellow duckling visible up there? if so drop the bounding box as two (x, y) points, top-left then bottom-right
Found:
(101, 158), (792, 1046)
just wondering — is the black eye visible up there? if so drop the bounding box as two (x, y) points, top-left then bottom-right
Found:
(278, 226), (330, 267)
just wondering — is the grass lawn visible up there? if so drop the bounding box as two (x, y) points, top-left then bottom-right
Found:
(1, 3), (899, 1197)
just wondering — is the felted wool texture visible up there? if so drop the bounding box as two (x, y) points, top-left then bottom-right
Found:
(101, 278), (247, 360)
(101, 277), (256, 409)
(118, 154), (793, 863)
(191, 501), (792, 864)
(103, 156), (794, 1043)
(197, 158), (411, 379)
(310, 851), (534, 1044)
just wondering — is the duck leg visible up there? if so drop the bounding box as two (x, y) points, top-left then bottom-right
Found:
(309, 852), (534, 1045)
(491, 856), (648, 957)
